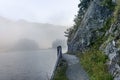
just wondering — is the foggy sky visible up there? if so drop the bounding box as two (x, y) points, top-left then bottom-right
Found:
(0, 0), (79, 26)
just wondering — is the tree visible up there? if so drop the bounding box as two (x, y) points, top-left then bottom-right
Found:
(65, 0), (92, 41)
(52, 39), (66, 49)
(14, 39), (39, 51)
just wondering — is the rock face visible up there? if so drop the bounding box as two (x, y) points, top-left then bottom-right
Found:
(68, 0), (112, 53)
(100, 14), (120, 80)
(67, 0), (120, 79)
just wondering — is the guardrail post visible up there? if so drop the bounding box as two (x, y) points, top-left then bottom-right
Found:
(57, 46), (62, 58)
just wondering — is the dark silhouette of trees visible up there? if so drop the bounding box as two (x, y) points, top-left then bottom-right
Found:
(52, 39), (66, 49)
(14, 39), (39, 51)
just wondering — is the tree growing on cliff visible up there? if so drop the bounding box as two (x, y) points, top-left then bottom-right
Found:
(65, 0), (92, 41)
(52, 39), (66, 49)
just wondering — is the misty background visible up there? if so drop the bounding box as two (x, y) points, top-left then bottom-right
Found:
(0, 0), (79, 26)
(0, 0), (79, 51)
(0, 0), (80, 79)
(0, 17), (68, 51)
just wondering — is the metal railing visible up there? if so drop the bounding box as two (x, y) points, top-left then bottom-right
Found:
(50, 46), (62, 80)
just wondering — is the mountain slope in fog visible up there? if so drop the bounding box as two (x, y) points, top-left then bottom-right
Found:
(0, 16), (67, 50)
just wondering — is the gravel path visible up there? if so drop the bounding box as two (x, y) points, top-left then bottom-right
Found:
(63, 54), (89, 80)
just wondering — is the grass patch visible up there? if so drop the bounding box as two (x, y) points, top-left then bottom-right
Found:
(53, 59), (68, 80)
(78, 1), (120, 79)
(77, 49), (113, 80)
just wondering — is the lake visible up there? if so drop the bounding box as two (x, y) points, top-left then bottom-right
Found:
(0, 49), (66, 80)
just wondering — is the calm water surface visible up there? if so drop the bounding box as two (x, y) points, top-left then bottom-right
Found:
(0, 49), (64, 80)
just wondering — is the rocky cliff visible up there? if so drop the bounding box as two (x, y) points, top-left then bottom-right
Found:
(67, 0), (120, 80)
(68, 0), (112, 53)
(100, 11), (120, 80)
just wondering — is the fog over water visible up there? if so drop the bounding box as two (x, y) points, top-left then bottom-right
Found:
(0, 0), (79, 79)
(0, 16), (68, 80)
(0, 17), (67, 50)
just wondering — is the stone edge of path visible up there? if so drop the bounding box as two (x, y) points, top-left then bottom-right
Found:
(62, 54), (89, 80)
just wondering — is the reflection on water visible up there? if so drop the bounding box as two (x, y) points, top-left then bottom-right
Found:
(0, 49), (62, 80)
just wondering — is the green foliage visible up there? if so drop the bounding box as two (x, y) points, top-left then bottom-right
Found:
(94, 0), (120, 49)
(92, 13), (116, 48)
(54, 59), (68, 80)
(95, 0), (120, 48)
(102, 0), (115, 10)
(64, 27), (75, 41)
(78, 0), (91, 11)
(99, 17), (113, 32)
(65, 0), (92, 41)
(77, 49), (113, 80)
(113, 0), (120, 22)
(73, 15), (82, 31)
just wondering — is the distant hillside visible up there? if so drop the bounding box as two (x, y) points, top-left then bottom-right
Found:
(12, 39), (40, 51)
(0, 17), (67, 49)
